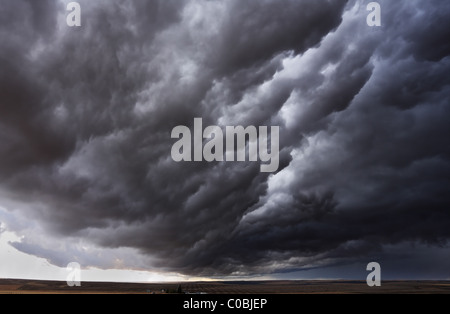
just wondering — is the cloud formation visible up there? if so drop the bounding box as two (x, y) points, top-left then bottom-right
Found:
(0, 0), (449, 278)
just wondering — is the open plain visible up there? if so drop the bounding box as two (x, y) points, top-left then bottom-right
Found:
(1, 279), (449, 294)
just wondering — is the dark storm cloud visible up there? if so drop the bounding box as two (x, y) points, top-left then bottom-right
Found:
(1, 0), (449, 278)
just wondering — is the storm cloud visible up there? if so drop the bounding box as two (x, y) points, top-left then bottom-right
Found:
(0, 0), (449, 278)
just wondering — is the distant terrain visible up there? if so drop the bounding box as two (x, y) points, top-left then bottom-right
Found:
(1, 279), (450, 294)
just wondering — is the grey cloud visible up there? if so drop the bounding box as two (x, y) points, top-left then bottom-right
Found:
(0, 0), (449, 279)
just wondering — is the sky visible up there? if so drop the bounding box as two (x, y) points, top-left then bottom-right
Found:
(0, 0), (450, 282)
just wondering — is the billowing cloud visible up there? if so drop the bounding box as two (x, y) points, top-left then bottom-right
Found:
(0, 0), (449, 279)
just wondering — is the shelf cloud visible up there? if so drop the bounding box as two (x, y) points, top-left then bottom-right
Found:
(0, 0), (449, 278)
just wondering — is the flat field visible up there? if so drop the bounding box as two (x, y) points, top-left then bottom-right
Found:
(1, 279), (449, 294)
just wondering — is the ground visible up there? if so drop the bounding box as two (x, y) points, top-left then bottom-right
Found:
(1, 279), (450, 294)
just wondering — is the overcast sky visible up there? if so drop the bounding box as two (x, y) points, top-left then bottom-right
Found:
(0, 0), (449, 282)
